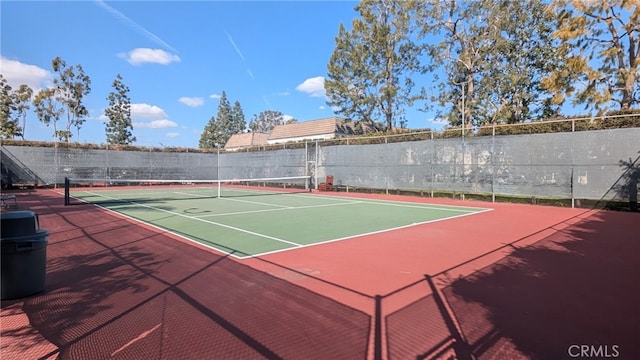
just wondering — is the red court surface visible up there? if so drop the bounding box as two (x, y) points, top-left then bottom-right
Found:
(1, 189), (638, 359)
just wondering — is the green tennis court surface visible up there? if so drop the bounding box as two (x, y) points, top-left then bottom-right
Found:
(70, 186), (492, 258)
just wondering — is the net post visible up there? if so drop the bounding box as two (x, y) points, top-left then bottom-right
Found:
(64, 177), (70, 206)
(217, 179), (221, 198)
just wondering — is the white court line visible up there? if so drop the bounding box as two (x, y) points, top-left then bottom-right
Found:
(249, 207), (495, 258)
(218, 189), (489, 213)
(287, 192), (492, 212)
(194, 200), (363, 218)
(175, 191), (292, 209)
(220, 196), (293, 208)
(83, 191), (302, 247)
(71, 189), (493, 259)
(65, 193), (251, 258)
(172, 191), (215, 198)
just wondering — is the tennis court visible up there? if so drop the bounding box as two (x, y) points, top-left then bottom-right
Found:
(67, 180), (492, 258)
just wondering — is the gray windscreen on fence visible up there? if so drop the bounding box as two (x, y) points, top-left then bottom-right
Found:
(2, 127), (639, 202)
(0, 146), (218, 184)
(218, 148), (307, 180)
(318, 133), (576, 198)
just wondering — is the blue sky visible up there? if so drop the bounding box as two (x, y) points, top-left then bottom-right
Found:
(1, 0), (440, 148)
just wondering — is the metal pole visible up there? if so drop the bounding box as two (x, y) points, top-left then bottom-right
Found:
(315, 140), (318, 190)
(106, 143), (109, 186)
(461, 82), (465, 140)
(430, 131), (434, 198)
(304, 141), (309, 190)
(217, 147), (221, 198)
(64, 177), (70, 206)
(492, 123), (496, 203)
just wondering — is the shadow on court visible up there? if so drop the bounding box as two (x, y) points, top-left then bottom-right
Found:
(3, 190), (639, 359)
(439, 210), (640, 359)
(0, 191), (370, 359)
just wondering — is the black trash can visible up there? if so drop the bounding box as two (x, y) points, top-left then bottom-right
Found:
(1, 210), (48, 300)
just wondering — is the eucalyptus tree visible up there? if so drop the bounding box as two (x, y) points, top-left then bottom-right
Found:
(51, 57), (91, 142)
(544, 0), (640, 112)
(0, 75), (21, 139)
(12, 85), (33, 139)
(417, 0), (521, 127)
(415, 0), (488, 128)
(105, 74), (136, 145)
(473, 0), (563, 124)
(33, 88), (64, 140)
(326, 0), (424, 130)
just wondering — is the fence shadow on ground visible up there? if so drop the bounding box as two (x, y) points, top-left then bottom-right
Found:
(2, 189), (639, 360)
(0, 191), (371, 360)
(439, 210), (640, 359)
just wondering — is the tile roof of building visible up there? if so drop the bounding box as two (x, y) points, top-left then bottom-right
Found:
(224, 132), (269, 149)
(268, 117), (353, 140)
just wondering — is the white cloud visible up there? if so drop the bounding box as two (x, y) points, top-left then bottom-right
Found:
(134, 119), (178, 129)
(319, 105), (326, 110)
(131, 103), (167, 119)
(165, 132), (180, 138)
(0, 57), (51, 90)
(120, 48), (180, 65)
(283, 114), (294, 122)
(179, 97), (204, 107)
(296, 76), (326, 97)
(209, 93), (221, 99)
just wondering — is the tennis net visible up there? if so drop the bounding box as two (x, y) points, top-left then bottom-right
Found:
(64, 175), (311, 206)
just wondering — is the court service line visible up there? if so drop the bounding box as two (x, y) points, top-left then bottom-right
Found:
(220, 196), (293, 208)
(194, 200), (364, 218)
(249, 207), (495, 258)
(174, 191), (293, 209)
(288, 192), (491, 212)
(84, 191), (303, 247)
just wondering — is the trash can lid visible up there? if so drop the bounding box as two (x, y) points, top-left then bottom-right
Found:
(1, 210), (40, 239)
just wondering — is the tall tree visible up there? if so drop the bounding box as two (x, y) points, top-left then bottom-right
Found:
(199, 92), (248, 149)
(0, 75), (22, 139)
(230, 100), (246, 134)
(33, 88), (64, 140)
(326, 0), (424, 130)
(199, 115), (223, 149)
(544, 0), (640, 111)
(417, 0), (499, 128)
(105, 74), (136, 145)
(248, 110), (297, 133)
(51, 57), (91, 142)
(12, 85), (33, 140)
(473, 0), (563, 124)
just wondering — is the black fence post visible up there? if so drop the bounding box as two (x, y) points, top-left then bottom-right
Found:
(64, 177), (69, 206)
(374, 294), (382, 360)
